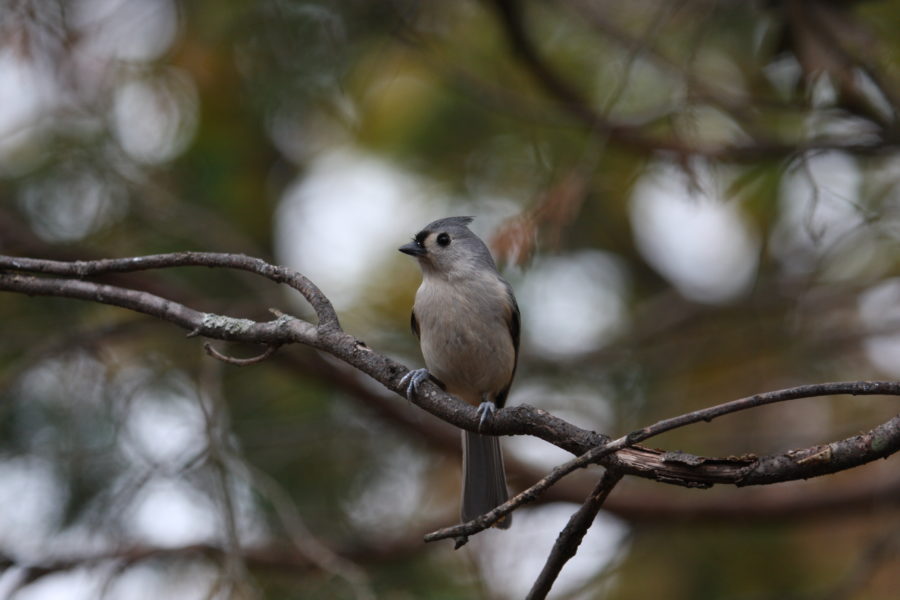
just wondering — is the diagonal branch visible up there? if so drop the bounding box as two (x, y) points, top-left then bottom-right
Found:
(279, 352), (900, 523)
(426, 383), (900, 543)
(526, 468), (624, 600)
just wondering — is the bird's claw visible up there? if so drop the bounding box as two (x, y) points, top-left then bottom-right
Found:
(399, 368), (430, 401)
(476, 400), (497, 431)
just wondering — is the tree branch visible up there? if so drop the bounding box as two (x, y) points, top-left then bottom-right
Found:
(0, 270), (315, 344)
(0, 251), (339, 329)
(426, 380), (900, 544)
(1, 252), (899, 518)
(278, 352), (900, 523)
(526, 468), (624, 600)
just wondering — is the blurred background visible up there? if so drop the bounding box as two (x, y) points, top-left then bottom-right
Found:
(1, 0), (899, 598)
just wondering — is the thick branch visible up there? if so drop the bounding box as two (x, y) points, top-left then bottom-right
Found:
(1, 253), (899, 495)
(281, 352), (900, 522)
(431, 382), (900, 543)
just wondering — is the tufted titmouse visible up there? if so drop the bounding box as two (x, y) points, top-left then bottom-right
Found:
(399, 216), (519, 527)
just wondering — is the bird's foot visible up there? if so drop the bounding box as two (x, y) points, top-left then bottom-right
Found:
(399, 368), (430, 401)
(476, 400), (497, 431)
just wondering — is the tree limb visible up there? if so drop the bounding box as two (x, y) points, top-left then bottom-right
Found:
(0, 252), (338, 329)
(1, 252), (899, 516)
(279, 352), (900, 523)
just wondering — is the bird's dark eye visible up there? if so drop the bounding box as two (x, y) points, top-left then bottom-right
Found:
(436, 232), (451, 247)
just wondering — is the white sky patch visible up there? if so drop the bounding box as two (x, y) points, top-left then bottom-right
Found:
(0, 50), (44, 132)
(0, 568), (29, 599)
(103, 562), (220, 600)
(474, 502), (628, 599)
(70, 0), (178, 63)
(517, 251), (628, 357)
(11, 562), (219, 600)
(127, 477), (217, 547)
(0, 457), (66, 561)
(858, 278), (900, 377)
(0, 49), (55, 171)
(275, 148), (440, 312)
(121, 388), (207, 467)
(112, 69), (197, 164)
(771, 152), (864, 274)
(763, 55), (802, 100)
(630, 162), (760, 303)
(11, 567), (103, 600)
(504, 433), (574, 474)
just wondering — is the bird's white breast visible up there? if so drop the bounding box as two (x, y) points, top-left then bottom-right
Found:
(415, 273), (516, 406)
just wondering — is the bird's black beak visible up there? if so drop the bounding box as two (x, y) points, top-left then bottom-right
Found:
(399, 241), (426, 257)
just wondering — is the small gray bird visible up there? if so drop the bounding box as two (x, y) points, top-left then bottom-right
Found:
(399, 216), (519, 527)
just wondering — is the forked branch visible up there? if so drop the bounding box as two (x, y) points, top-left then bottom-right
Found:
(1, 252), (898, 542)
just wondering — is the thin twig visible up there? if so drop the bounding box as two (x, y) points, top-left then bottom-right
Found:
(279, 352), (900, 522)
(197, 360), (260, 599)
(623, 381), (900, 445)
(0, 252), (339, 330)
(204, 342), (280, 366)
(526, 468), (624, 600)
(426, 382), (900, 542)
(248, 465), (376, 600)
(426, 438), (621, 545)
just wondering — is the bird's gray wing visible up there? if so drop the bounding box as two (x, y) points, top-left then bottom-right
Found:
(411, 308), (420, 339)
(496, 286), (520, 407)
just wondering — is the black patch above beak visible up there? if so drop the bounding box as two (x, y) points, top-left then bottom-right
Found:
(399, 241), (426, 257)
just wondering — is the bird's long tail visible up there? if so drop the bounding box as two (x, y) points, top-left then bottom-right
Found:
(461, 430), (511, 528)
